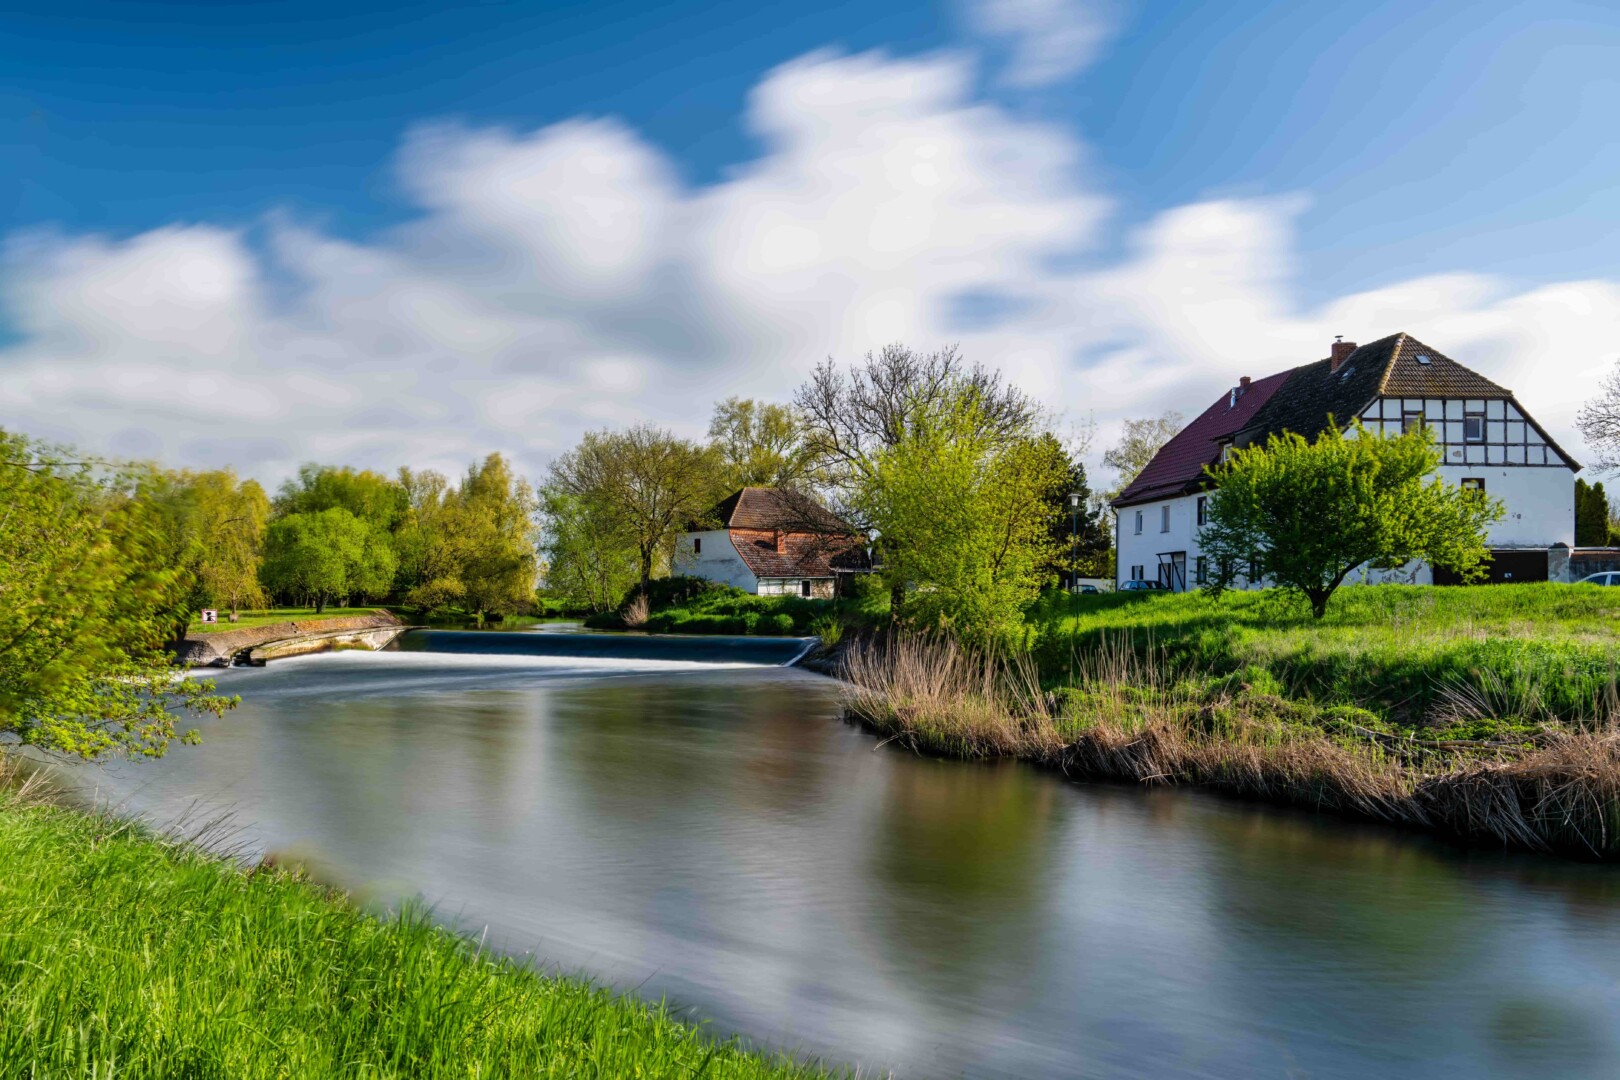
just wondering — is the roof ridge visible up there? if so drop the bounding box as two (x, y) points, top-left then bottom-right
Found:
(1374, 331), (1407, 395)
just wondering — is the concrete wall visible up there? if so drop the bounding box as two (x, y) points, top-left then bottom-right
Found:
(672, 529), (759, 592)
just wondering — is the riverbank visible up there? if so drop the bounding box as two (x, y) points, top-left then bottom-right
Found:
(171, 611), (407, 667)
(0, 767), (844, 1079)
(835, 625), (1620, 861)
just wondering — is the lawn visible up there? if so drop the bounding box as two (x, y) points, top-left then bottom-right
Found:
(186, 607), (391, 633)
(1028, 583), (1620, 735)
(0, 782), (843, 1079)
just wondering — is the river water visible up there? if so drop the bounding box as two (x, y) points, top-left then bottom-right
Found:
(58, 630), (1620, 1079)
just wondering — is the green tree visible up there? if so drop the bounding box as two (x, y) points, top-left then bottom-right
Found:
(539, 489), (641, 614)
(796, 343), (1042, 619)
(1199, 421), (1503, 618)
(443, 454), (540, 620)
(0, 431), (234, 760)
(707, 398), (821, 491)
(1039, 435), (1110, 584)
(260, 508), (395, 613)
(1102, 412), (1183, 499)
(546, 426), (720, 596)
(1575, 478), (1612, 547)
(273, 464), (408, 531)
(190, 471), (271, 618)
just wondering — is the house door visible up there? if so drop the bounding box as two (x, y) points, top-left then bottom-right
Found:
(1157, 552), (1187, 592)
(800, 580), (812, 597)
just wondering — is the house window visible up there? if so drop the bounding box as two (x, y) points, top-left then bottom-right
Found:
(693, 537), (702, 554)
(1130, 565), (1145, 581)
(800, 580), (812, 598)
(1196, 496), (1207, 526)
(1402, 412), (1425, 434)
(1160, 505), (1171, 533)
(1134, 510), (1143, 535)
(1195, 556), (1208, 585)
(1461, 478), (1485, 493)
(1464, 414), (1484, 442)
(1217, 440), (1233, 463)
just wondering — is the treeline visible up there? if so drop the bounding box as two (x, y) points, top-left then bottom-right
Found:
(143, 454), (539, 619)
(542, 345), (1112, 637)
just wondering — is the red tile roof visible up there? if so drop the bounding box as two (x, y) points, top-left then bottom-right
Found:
(709, 487), (851, 532)
(697, 487), (871, 580)
(1112, 369), (1291, 507)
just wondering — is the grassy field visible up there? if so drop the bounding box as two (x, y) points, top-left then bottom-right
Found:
(0, 777), (843, 1079)
(1028, 583), (1620, 737)
(186, 607), (391, 633)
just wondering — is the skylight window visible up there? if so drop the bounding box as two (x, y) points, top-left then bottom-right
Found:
(1416, 354), (1432, 365)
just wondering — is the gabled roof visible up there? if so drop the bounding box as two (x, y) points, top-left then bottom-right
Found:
(729, 532), (871, 580)
(1112, 332), (1577, 509)
(704, 487), (853, 533)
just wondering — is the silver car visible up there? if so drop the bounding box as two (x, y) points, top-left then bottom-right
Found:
(1579, 572), (1620, 585)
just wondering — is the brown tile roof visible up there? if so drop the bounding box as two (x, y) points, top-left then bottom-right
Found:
(1113, 332), (1577, 509)
(729, 528), (871, 580)
(709, 487), (851, 532)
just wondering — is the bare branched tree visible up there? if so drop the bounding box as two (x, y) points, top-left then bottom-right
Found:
(1578, 360), (1620, 472)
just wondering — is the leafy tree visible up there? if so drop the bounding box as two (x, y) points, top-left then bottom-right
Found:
(260, 508), (395, 613)
(795, 343), (1042, 616)
(190, 471), (271, 618)
(274, 464), (407, 532)
(1102, 412), (1183, 498)
(539, 489), (641, 614)
(1199, 422), (1503, 618)
(1576, 478), (1612, 547)
(853, 400), (1066, 637)
(393, 467), (451, 601)
(0, 431), (234, 760)
(1038, 434), (1110, 584)
(707, 398), (821, 491)
(546, 425), (720, 595)
(442, 454), (540, 620)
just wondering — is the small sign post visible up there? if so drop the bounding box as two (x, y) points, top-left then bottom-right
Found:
(200, 609), (218, 625)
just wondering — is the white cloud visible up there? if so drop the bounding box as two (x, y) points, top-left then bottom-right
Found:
(967, 0), (1116, 88)
(2, 45), (1617, 491)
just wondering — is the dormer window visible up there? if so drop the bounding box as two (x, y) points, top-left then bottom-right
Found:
(1217, 439), (1233, 463)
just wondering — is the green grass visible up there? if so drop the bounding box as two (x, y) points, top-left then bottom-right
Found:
(0, 789), (843, 1079)
(186, 607), (391, 633)
(1029, 583), (1620, 734)
(586, 577), (888, 638)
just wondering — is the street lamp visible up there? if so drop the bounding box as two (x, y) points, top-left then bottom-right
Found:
(1067, 492), (1082, 594)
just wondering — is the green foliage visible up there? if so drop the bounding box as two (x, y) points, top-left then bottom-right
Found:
(0, 796), (842, 1079)
(855, 400), (1067, 639)
(539, 488), (640, 614)
(1101, 411), (1182, 499)
(261, 508), (397, 613)
(707, 397), (821, 490)
(588, 578), (867, 637)
(546, 425), (720, 594)
(1199, 421), (1503, 618)
(1040, 433), (1110, 582)
(1576, 478), (1612, 546)
(399, 455), (540, 620)
(274, 464), (408, 532)
(0, 431), (235, 760)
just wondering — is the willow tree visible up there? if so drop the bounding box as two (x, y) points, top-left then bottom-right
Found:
(1198, 422), (1503, 618)
(0, 430), (234, 760)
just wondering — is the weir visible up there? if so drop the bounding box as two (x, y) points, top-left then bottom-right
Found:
(391, 628), (814, 667)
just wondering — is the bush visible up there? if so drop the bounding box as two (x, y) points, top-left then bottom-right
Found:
(769, 613), (797, 635)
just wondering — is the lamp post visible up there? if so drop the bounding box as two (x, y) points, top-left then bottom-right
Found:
(1067, 492), (1082, 594)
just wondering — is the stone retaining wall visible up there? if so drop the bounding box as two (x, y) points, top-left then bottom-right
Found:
(171, 612), (406, 667)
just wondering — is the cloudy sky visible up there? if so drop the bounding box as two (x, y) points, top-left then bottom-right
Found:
(4, 0), (1618, 487)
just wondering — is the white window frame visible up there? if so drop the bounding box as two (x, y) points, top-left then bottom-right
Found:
(1134, 510), (1143, 535)
(1160, 505), (1171, 533)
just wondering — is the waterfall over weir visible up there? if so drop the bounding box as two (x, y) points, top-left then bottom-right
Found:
(390, 628), (814, 667)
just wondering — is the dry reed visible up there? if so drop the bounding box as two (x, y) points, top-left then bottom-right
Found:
(839, 634), (1620, 859)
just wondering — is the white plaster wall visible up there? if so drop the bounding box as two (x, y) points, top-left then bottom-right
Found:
(1434, 464), (1574, 547)
(672, 530), (758, 592)
(1115, 496), (1203, 590)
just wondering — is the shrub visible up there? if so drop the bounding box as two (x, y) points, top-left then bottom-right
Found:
(769, 613), (797, 635)
(811, 614), (844, 649)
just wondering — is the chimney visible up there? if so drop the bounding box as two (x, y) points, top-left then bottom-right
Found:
(1330, 336), (1357, 373)
(1239, 376), (1251, 389)
(774, 529), (786, 554)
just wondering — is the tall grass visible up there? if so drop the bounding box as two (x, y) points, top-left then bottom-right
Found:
(841, 633), (1620, 859)
(1031, 584), (1620, 731)
(0, 764), (852, 1079)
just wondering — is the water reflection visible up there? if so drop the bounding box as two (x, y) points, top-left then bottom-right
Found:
(57, 650), (1620, 1080)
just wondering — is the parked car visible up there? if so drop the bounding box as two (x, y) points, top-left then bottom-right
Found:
(1119, 579), (1168, 592)
(1579, 571), (1620, 586)
(1075, 583), (1101, 595)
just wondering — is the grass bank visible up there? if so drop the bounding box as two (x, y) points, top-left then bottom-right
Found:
(584, 577), (885, 640)
(187, 606), (391, 633)
(1030, 584), (1620, 737)
(840, 585), (1620, 860)
(0, 771), (845, 1079)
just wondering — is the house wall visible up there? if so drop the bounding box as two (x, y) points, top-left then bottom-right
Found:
(672, 530), (758, 592)
(758, 577), (835, 598)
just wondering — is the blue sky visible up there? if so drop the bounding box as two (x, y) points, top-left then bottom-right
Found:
(3, 0), (1617, 481)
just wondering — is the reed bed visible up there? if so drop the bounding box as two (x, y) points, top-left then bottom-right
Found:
(841, 634), (1620, 859)
(0, 761), (852, 1080)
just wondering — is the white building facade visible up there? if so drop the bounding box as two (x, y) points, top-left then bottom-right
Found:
(1113, 334), (1579, 591)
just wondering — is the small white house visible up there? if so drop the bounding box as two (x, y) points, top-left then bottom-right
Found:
(1112, 333), (1579, 591)
(673, 487), (871, 597)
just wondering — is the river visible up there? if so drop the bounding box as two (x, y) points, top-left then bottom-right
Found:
(58, 629), (1620, 1079)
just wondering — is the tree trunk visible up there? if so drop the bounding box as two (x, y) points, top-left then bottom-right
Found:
(315, 595), (326, 615)
(889, 582), (905, 623)
(639, 548), (653, 597)
(1307, 589), (1329, 619)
